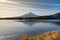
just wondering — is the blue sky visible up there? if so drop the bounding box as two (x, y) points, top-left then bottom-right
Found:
(0, 0), (60, 17)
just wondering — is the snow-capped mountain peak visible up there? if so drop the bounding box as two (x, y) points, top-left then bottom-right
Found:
(21, 12), (38, 18)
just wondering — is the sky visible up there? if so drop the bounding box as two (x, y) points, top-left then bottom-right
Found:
(0, 0), (60, 17)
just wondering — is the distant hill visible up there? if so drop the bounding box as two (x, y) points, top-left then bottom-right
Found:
(20, 12), (39, 18)
(51, 13), (60, 19)
(34, 13), (60, 19)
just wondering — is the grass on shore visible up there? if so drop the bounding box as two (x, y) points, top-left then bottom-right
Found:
(20, 30), (60, 40)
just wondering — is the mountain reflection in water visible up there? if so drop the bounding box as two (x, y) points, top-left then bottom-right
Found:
(16, 20), (60, 26)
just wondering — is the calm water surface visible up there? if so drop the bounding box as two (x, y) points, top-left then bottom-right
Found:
(0, 20), (60, 40)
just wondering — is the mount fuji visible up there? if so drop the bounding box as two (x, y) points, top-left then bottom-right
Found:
(20, 12), (39, 18)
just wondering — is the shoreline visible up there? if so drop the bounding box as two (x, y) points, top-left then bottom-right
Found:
(20, 30), (60, 40)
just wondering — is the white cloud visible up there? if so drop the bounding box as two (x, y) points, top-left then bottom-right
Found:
(18, 2), (60, 6)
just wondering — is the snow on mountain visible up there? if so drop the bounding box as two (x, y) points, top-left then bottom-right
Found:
(21, 12), (38, 18)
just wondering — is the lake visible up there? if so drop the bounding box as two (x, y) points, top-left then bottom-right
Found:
(0, 20), (60, 40)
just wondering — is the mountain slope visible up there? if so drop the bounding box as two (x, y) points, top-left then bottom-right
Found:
(20, 12), (38, 18)
(52, 13), (60, 19)
(35, 13), (60, 19)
